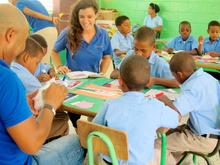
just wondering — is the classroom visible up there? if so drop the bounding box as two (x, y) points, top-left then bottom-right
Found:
(0, 0), (220, 165)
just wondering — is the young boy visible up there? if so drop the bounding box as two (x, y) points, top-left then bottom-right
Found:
(154, 52), (220, 164)
(198, 20), (220, 57)
(165, 21), (198, 54)
(31, 34), (56, 82)
(11, 36), (69, 141)
(113, 26), (179, 88)
(110, 16), (133, 78)
(90, 55), (179, 165)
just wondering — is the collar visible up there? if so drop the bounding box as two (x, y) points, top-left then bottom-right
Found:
(148, 51), (158, 64)
(182, 68), (204, 87)
(123, 91), (145, 97)
(11, 62), (32, 75)
(117, 31), (132, 39)
(204, 37), (220, 44)
(178, 35), (193, 43)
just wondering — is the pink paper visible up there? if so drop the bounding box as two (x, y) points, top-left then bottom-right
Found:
(71, 101), (94, 109)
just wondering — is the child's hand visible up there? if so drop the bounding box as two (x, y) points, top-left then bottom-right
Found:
(167, 48), (174, 54)
(198, 36), (204, 45)
(208, 52), (219, 57)
(146, 77), (155, 88)
(48, 68), (57, 79)
(37, 74), (51, 82)
(51, 16), (60, 24)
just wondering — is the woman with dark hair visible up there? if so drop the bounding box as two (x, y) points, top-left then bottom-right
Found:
(143, 3), (163, 38)
(51, 0), (113, 128)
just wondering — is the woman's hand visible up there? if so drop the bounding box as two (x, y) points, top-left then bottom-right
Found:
(57, 66), (71, 74)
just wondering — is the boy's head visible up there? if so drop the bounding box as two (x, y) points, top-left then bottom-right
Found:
(148, 3), (160, 15)
(115, 15), (131, 35)
(134, 26), (156, 58)
(179, 21), (191, 40)
(16, 35), (47, 74)
(207, 20), (220, 41)
(170, 52), (196, 84)
(30, 34), (48, 54)
(119, 55), (150, 92)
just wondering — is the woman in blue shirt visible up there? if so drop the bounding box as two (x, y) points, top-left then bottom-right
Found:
(10, 0), (60, 64)
(143, 3), (163, 38)
(51, 0), (112, 128)
(51, 0), (112, 75)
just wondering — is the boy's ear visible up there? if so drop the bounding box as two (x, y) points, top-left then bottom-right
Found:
(22, 53), (30, 63)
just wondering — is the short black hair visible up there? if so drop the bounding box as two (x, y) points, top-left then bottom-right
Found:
(115, 15), (129, 27)
(170, 52), (196, 73)
(179, 21), (191, 29)
(149, 3), (160, 13)
(135, 26), (156, 45)
(120, 55), (150, 91)
(208, 20), (220, 29)
(30, 34), (48, 49)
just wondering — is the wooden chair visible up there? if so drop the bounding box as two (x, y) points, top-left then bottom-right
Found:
(77, 120), (168, 165)
(177, 136), (220, 165)
(77, 120), (129, 165)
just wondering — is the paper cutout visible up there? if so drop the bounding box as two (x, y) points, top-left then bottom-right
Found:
(73, 84), (122, 100)
(145, 89), (179, 101)
(71, 101), (94, 109)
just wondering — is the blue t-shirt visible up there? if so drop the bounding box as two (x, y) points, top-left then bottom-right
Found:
(0, 60), (33, 164)
(16, 0), (54, 32)
(202, 37), (220, 53)
(120, 50), (174, 80)
(110, 31), (133, 68)
(143, 15), (163, 28)
(54, 26), (113, 73)
(174, 68), (220, 135)
(166, 35), (198, 51)
(93, 91), (178, 165)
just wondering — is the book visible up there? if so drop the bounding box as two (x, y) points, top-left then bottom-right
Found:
(66, 71), (103, 79)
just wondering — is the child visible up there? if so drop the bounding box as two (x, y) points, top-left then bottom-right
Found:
(154, 52), (220, 164)
(110, 16), (133, 79)
(165, 21), (198, 54)
(113, 26), (179, 88)
(31, 34), (56, 82)
(198, 20), (220, 57)
(11, 36), (69, 141)
(111, 15), (133, 69)
(90, 55), (179, 165)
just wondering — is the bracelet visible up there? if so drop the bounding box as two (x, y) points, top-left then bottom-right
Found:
(43, 104), (56, 116)
(51, 16), (54, 22)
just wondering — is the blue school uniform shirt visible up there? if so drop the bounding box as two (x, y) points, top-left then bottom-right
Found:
(202, 37), (220, 53)
(54, 26), (113, 73)
(120, 50), (174, 80)
(16, 0), (54, 32)
(174, 68), (220, 135)
(143, 15), (163, 28)
(0, 60), (33, 164)
(34, 63), (51, 77)
(93, 91), (179, 165)
(11, 62), (41, 93)
(110, 31), (133, 68)
(166, 35), (198, 51)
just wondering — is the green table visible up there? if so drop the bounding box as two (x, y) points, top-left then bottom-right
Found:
(61, 77), (179, 117)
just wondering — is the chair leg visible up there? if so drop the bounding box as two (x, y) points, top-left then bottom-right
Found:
(193, 154), (197, 165)
(176, 153), (189, 165)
